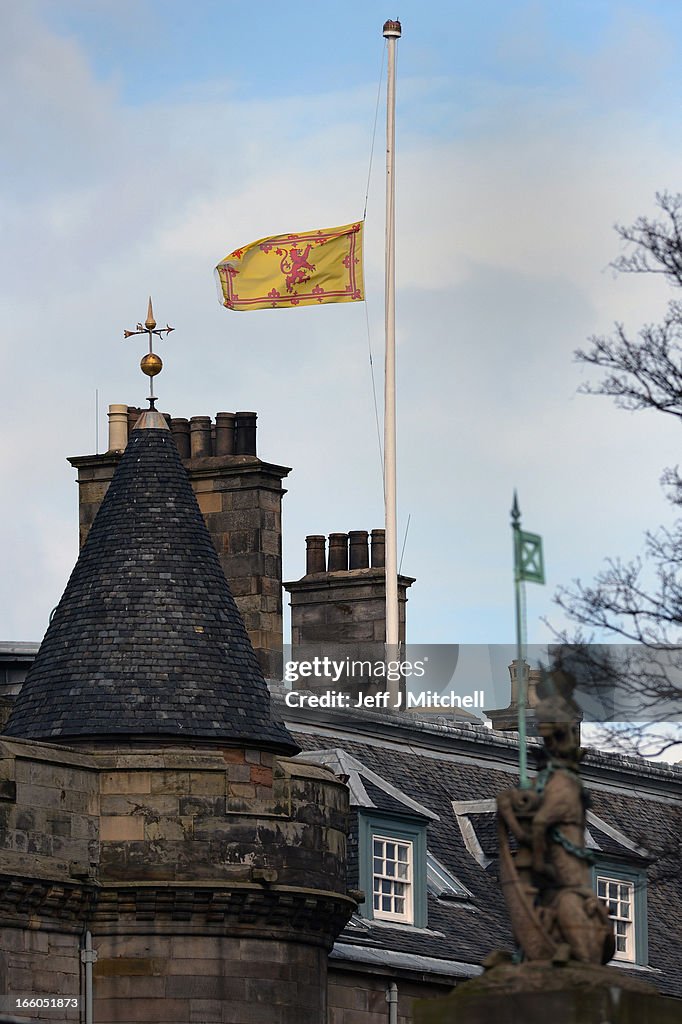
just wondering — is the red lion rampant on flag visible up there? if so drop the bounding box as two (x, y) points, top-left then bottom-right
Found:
(278, 243), (316, 293)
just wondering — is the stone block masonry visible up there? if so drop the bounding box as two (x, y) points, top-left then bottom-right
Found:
(92, 937), (329, 1024)
(0, 738), (355, 1023)
(0, 738), (98, 1020)
(328, 972), (436, 1024)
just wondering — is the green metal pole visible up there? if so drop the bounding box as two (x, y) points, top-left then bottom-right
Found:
(512, 492), (529, 789)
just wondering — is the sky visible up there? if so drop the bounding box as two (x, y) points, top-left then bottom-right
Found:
(3, 0), (682, 663)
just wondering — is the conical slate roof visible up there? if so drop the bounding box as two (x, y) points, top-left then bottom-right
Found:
(5, 425), (298, 753)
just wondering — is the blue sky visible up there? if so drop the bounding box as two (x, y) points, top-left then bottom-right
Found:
(3, 1), (682, 660)
(36, 1), (680, 110)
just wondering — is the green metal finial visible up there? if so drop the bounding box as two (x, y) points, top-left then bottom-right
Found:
(511, 490), (521, 526)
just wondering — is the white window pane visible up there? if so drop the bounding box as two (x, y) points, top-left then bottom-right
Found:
(372, 834), (414, 924)
(596, 876), (636, 963)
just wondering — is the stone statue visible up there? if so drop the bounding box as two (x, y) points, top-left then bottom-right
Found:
(496, 668), (615, 964)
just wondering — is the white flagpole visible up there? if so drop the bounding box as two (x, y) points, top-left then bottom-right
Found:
(383, 19), (401, 672)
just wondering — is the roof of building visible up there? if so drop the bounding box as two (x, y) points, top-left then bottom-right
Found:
(4, 427), (297, 753)
(0, 643), (41, 658)
(283, 699), (682, 997)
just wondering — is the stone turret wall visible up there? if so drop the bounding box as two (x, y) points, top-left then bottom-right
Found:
(0, 738), (99, 1018)
(92, 935), (330, 1023)
(0, 738), (353, 1023)
(96, 751), (349, 893)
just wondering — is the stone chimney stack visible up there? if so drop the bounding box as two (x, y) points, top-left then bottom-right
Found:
(284, 529), (414, 649)
(68, 406), (290, 678)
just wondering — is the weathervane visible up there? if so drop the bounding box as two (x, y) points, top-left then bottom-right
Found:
(123, 298), (174, 409)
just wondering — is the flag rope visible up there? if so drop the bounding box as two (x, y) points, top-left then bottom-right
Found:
(364, 294), (385, 495)
(399, 513), (411, 574)
(363, 40), (388, 498)
(363, 41), (387, 221)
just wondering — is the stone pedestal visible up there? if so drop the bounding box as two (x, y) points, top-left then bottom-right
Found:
(413, 962), (676, 1024)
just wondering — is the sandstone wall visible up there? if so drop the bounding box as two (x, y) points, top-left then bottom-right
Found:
(0, 738), (354, 1023)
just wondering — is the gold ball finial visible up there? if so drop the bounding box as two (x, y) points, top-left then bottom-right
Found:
(141, 352), (163, 377)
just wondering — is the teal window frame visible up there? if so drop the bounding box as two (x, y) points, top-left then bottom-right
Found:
(358, 811), (428, 928)
(591, 859), (648, 966)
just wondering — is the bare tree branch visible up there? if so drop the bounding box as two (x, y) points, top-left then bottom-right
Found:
(557, 193), (682, 757)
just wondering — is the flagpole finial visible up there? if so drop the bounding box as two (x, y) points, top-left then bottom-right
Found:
(383, 19), (402, 37)
(511, 490), (521, 526)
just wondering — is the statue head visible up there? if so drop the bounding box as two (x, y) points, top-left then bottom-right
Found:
(536, 667), (582, 764)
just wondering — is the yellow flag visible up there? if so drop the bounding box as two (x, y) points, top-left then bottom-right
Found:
(215, 221), (364, 311)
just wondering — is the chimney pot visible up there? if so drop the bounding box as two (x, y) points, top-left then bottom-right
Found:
(235, 411), (257, 456)
(170, 417), (191, 459)
(190, 416), (213, 458)
(371, 529), (385, 568)
(127, 407), (143, 436)
(215, 412), (236, 455)
(349, 530), (369, 570)
(328, 533), (349, 572)
(107, 404), (129, 451)
(305, 535), (326, 574)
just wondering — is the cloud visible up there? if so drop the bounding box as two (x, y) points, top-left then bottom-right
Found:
(3, 3), (682, 657)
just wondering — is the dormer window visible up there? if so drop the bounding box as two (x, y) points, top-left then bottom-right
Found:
(590, 856), (648, 966)
(299, 747), (438, 929)
(359, 813), (428, 927)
